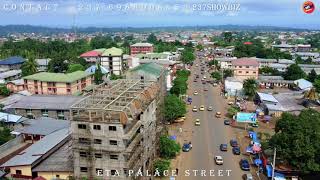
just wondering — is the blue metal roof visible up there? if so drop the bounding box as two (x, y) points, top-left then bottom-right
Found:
(0, 56), (25, 65)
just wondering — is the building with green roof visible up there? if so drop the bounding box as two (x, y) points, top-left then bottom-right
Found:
(23, 71), (93, 95)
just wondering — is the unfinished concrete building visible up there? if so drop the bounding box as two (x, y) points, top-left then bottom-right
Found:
(70, 79), (159, 179)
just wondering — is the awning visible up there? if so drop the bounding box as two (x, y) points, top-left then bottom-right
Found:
(170, 135), (177, 141)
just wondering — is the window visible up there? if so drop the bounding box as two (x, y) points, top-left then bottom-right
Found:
(109, 126), (117, 131)
(80, 167), (88, 172)
(78, 124), (87, 129)
(56, 175), (60, 178)
(26, 109), (32, 115)
(253, 71), (256, 74)
(246, 66), (249, 68)
(41, 109), (48, 117)
(239, 66), (242, 68)
(246, 71), (249, 74)
(79, 138), (90, 144)
(96, 169), (103, 175)
(94, 139), (102, 144)
(80, 151), (87, 157)
(111, 170), (117, 176)
(238, 71), (242, 73)
(16, 170), (22, 175)
(93, 125), (101, 130)
(110, 154), (119, 160)
(110, 140), (117, 145)
(95, 153), (102, 158)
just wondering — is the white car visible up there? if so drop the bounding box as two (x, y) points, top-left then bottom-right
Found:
(214, 156), (223, 165)
(203, 76), (207, 79)
(199, 105), (205, 111)
(195, 119), (200, 126)
(244, 173), (253, 180)
(193, 91), (198, 95)
(192, 106), (198, 112)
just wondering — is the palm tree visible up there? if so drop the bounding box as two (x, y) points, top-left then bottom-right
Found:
(21, 55), (38, 77)
(304, 88), (319, 101)
(243, 78), (258, 100)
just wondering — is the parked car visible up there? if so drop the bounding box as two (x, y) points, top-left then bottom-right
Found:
(228, 101), (234, 105)
(220, 144), (228, 151)
(232, 147), (241, 155)
(182, 143), (191, 152)
(174, 116), (186, 123)
(195, 119), (200, 126)
(207, 106), (213, 111)
(192, 106), (198, 112)
(199, 105), (205, 111)
(224, 119), (231, 125)
(214, 156), (224, 165)
(194, 91), (198, 95)
(204, 87), (208, 91)
(240, 159), (250, 171)
(230, 139), (238, 147)
(215, 112), (222, 118)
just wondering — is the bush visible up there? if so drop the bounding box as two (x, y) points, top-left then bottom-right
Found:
(154, 159), (171, 176)
(0, 86), (10, 96)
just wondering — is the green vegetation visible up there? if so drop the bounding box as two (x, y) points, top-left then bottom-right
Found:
(153, 159), (171, 176)
(196, 44), (204, 51)
(109, 74), (123, 80)
(163, 95), (186, 123)
(0, 85), (10, 96)
(170, 70), (190, 96)
(296, 56), (313, 64)
(181, 47), (195, 65)
(269, 109), (320, 173)
(223, 69), (233, 78)
(211, 71), (222, 81)
(21, 56), (38, 77)
(94, 65), (103, 84)
(227, 106), (240, 118)
(159, 135), (181, 159)
(0, 124), (13, 145)
(307, 69), (317, 83)
(259, 66), (281, 76)
(243, 78), (258, 99)
(67, 64), (85, 73)
(283, 64), (306, 80)
(313, 79), (320, 93)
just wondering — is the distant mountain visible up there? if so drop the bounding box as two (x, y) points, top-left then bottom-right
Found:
(0, 24), (312, 36)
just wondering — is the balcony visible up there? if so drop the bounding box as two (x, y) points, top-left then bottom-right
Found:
(125, 133), (142, 153)
(127, 145), (143, 168)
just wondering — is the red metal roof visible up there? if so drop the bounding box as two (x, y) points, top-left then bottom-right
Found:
(80, 50), (101, 57)
(244, 42), (253, 45)
(231, 58), (259, 67)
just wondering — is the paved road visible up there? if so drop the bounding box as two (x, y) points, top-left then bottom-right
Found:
(175, 58), (248, 180)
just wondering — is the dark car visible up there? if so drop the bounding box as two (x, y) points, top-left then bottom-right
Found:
(240, 159), (250, 171)
(224, 120), (231, 125)
(232, 147), (241, 155)
(220, 144), (228, 151)
(182, 143), (191, 152)
(230, 139), (238, 147)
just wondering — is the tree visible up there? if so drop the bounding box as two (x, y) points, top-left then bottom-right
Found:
(227, 106), (240, 118)
(223, 32), (233, 43)
(0, 124), (13, 145)
(163, 95), (186, 122)
(67, 64), (84, 73)
(0, 86), (10, 96)
(314, 78), (320, 93)
(181, 49), (195, 65)
(283, 64), (306, 80)
(109, 74), (122, 80)
(269, 109), (320, 173)
(159, 135), (181, 159)
(147, 33), (157, 44)
(304, 88), (319, 101)
(295, 56), (304, 64)
(196, 44), (203, 50)
(223, 69), (234, 78)
(243, 78), (258, 99)
(308, 69), (317, 83)
(21, 56), (38, 77)
(153, 159), (171, 176)
(259, 66), (280, 76)
(48, 57), (68, 73)
(94, 65), (103, 84)
(211, 71), (222, 81)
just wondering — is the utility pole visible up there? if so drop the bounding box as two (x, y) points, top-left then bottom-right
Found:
(271, 148), (277, 180)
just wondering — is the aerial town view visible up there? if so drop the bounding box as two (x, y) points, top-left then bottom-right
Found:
(0, 0), (319, 180)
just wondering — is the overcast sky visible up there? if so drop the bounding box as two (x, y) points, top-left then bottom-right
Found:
(0, 0), (319, 29)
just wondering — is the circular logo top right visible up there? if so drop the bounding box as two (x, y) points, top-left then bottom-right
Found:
(303, 1), (315, 14)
